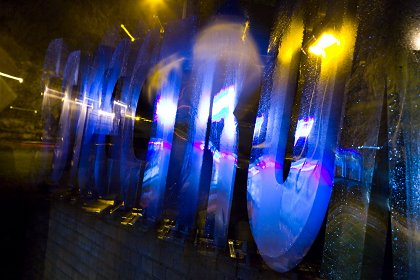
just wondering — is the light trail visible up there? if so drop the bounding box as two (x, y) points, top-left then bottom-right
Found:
(0, 71), (23, 83)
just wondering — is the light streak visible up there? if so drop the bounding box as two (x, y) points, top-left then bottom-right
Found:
(153, 15), (165, 35)
(42, 92), (64, 101)
(98, 110), (115, 119)
(412, 30), (420, 50)
(0, 71), (23, 83)
(124, 113), (151, 122)
(114, 100), (128, 109)
(44, 87), (64, 95)
(120, 24), (136, 42)
(242, 21), (250, 42)
(212, 85), (236, 122)
(357, 145), (382, 150)
(74, 98), (94, 108)
(254, 115), (264, 138)
(9, 106), (37, 113)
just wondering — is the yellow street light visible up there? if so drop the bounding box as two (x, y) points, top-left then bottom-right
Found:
(308, 33), (340, 57)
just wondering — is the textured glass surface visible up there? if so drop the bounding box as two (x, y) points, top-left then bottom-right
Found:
(33, 1), (419, 276)
(140, 19), (195, 222)
(246, 2), (357, 271)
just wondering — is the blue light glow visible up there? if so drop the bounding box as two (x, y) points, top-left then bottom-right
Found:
(246, 15), (355, 272)
(140, 54), (184, 221)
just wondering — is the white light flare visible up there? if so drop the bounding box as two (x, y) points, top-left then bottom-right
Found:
(155, 96), (177, 127)
(253, 115), (265, 139)
(294, 117), (314, 146)
(197, 93), (210, 128)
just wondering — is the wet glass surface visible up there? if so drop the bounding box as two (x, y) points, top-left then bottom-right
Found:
(0, 0), (418, 278)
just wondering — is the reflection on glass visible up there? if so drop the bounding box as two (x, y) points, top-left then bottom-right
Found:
(176, 19), (261, 243)
(92, 40), (131, 198)
(50, 51), (81, 185)
(202, 85), (238, 247)
(247, 11), (357, 272)
(119, 32), (160, 209)
(41, 39), (68, 180)
(140, 55), (184, 221)
(77, 45), (113, 196)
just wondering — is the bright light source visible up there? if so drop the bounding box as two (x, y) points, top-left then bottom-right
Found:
(124, 113), (144, 122)
(254, 115), (264, 138)
(309, 33), (340, 57)
(212, 85), (236, 122)
(412, 31), (420, 50)
(0, 71), (23, 83)
(155, 96), (177, 127)
(197, 93), (210, 128)
(143, 0), (165, 11)
(120, 24), (135, 42)
(294, 117), (314, 145)
(9, 105), (37, 113)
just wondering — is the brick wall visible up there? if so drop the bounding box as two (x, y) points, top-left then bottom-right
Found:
(43, 201), (317, 279)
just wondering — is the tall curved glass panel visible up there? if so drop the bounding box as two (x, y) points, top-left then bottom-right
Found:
(118, 32), (161, 208)
(77, 45), (113, 196)
(40, 39), (68, 180)
(140, 18), (196, 222)
(174, 19), (261, 241)
(246, 5), (357, 271)
(92, 39), (131, 197)
(50, 51), (83, 184)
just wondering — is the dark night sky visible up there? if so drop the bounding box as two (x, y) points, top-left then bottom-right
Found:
(0, 0), (277, 113)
